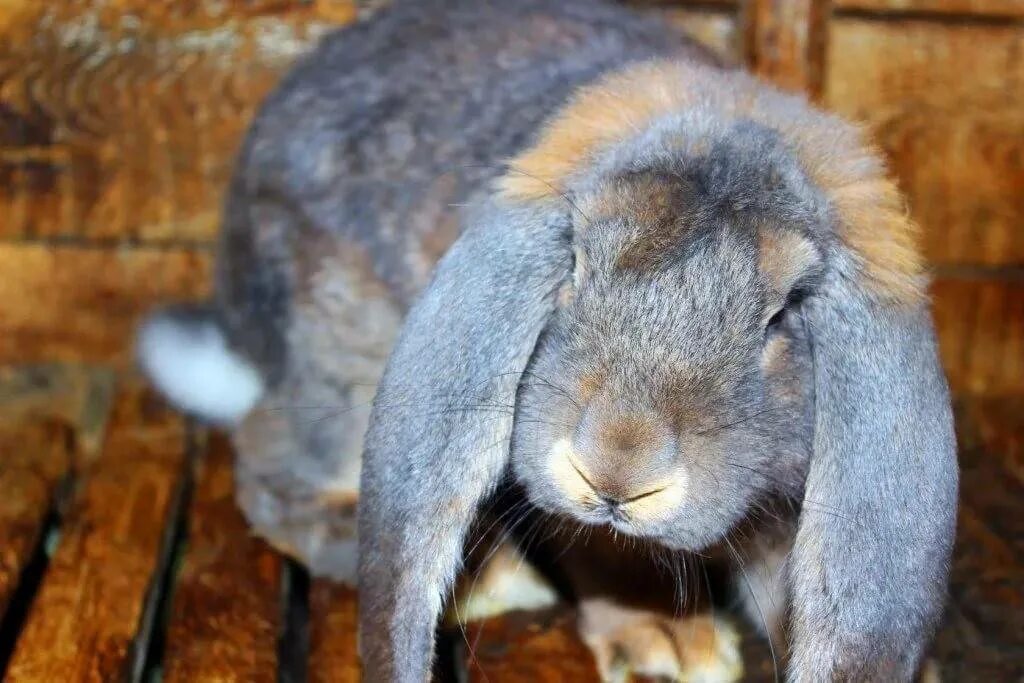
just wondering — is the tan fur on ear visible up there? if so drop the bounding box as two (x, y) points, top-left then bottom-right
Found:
(499, 60), (924, 304)
(759, 229), (821, 295)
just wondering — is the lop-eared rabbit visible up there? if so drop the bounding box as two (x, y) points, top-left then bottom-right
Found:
(138, 0), (958, 680)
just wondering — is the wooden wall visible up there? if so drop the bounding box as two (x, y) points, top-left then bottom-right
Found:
(0, 0), (1021, 394)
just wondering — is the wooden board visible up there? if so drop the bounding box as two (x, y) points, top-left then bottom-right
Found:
(932, 278), (1024, 396)
(0, 1), (356, 243)
(825, 18), (1024, 268)
(462, 609), (600, 682)
(162, 432), (283, 682)
(932, 397), (1024, 681)
(834, 0), (1024, 18)
(308, 580), (360, 683)
(4, 383), (188, 682)
(0, 365), (114, 457)
(0, 421), (72, 621)
(0, 243), (212, 365)
(744, 0), (829, 96)
(659, 7), (742, 62)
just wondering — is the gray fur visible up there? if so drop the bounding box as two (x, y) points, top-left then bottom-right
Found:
(139, 0), (957, 679)
(210, 0), (718, 573)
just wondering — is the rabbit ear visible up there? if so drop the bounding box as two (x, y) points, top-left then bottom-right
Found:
(357, 197), (571, 679)
(788, 259), (958, 678)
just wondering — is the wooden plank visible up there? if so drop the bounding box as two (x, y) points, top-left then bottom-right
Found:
(659, 7), (743, 62)
(162, 432), (283, 682)
(834, 0), (1024, 19)
(0, 420), (72, 620)
(932, 278), (1024, 395)
(0, 243), (212, 366)
(5, 383), (188, 682)
(743, 0), (830, 95)
(462, 609), (599, 682)
(0, 365), (115, 457)
(0, 1), (357, 243)
(934, 399), (1024, 680)
(308, 580), (360, 683)
(824, 19), (1024, 268)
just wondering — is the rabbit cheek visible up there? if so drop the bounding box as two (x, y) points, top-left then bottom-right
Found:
(548, 437), (602, 512)
(620, 481), (687, 528)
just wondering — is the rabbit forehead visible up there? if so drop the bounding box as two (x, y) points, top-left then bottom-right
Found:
(567, 229), (766, 373)
(498, 59), (924, 305)
(570, 131), (824, 285)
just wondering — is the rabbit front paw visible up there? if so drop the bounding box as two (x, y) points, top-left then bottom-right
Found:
(579, 599), (742, 683)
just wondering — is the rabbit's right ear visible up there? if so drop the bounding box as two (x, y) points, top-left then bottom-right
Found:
(357, 196), (571, 681)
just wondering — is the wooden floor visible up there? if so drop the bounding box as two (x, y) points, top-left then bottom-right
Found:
(0, 368), (1020, 682)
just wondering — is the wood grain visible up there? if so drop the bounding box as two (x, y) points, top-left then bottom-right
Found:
(834, 0), (1024, 18)
(932, 398), (1024, 681)
(5, 383), (188, 682)
(744, 0), (830, 95)
(0, 420), (72, 621)
(0, 1), (356, 243)
(462, 609), (600, 682)
(0, 243), (212, 365)
(825, 18), (1024, 268)
(0, 365), (114, 456)
(162, 432), (283, 683)
(932, 278), (1024, 395)
(659, 7), (742, 62)
(308, 580), (360, 683)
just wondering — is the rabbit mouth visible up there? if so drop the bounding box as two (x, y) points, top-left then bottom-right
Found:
(544, 437), (688, 532)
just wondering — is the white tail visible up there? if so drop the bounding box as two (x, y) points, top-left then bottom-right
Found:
(136, 310), (265, 424)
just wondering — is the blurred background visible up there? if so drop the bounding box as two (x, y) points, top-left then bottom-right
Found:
(0, 1), (1020, 681)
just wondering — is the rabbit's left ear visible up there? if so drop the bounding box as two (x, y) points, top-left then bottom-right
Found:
(788, 233), (958, 676)
(357, 196), (571, 681)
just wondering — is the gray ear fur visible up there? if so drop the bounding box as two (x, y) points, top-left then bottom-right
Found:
(788, 263), (958, 681)
(357, 197), (570, 681)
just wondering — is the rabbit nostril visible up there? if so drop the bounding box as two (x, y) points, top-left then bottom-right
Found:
(570, 456), (667, 508)
(569, 458), (596, 488)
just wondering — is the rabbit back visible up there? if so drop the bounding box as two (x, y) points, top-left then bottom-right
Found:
(218, 0), (720, 380)
(197, 0), (720, 575)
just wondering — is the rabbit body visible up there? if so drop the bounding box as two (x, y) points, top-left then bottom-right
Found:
(139, 0), (715, 576)
(137, 1), (957, 681)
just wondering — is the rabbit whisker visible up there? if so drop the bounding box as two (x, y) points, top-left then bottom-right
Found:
(724, 534), (780, 683)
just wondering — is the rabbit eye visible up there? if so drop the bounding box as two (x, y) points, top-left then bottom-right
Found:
(764, 307), (787, 341)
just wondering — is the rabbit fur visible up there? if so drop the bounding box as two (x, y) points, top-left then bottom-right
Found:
(137, 1), (958, 681)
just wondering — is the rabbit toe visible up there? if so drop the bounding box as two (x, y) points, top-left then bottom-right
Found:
(579, 599), (742, 683)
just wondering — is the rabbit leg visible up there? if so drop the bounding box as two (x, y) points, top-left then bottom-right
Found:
(232, 247), (403, 582)
(578, 598), (742, 683)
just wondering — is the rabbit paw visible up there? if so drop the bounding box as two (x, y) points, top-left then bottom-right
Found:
(579, 599), (742, 683)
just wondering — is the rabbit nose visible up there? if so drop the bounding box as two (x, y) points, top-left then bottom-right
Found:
(571, 406), (677, 501)
(570, 458), (668, 508)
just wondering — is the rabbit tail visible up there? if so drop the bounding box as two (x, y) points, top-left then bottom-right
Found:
(136, 304), (265, 424)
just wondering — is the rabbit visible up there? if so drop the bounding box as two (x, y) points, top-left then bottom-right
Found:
(136, 0), (959, 681)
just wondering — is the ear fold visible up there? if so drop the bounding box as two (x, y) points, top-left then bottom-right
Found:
(789, 266), (958, 680)
(357, 197), (571, 680)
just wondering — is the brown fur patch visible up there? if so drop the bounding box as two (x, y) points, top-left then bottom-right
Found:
(759, 229), (821, 296)
(499, 60), (924, 304)
(578, 373), (604, 402)
(598, 416), (657, 455)
(610, 172), (698, 272)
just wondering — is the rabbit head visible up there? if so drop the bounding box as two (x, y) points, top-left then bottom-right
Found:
(510, 122), (822, 551)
